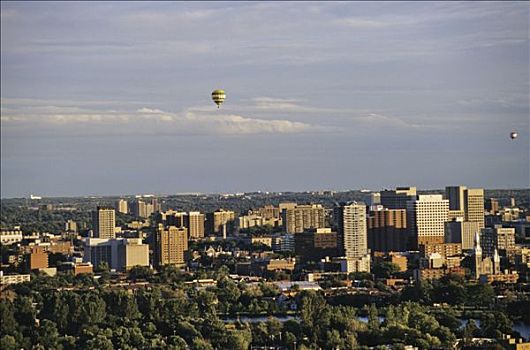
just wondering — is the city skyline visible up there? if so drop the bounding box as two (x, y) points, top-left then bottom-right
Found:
(1, 1), (529, 197)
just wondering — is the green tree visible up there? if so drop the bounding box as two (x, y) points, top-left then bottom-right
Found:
(192, 338), (213, 350)
(0, 335), (17, 350)
(367, 304), (380, 330)
(83, 334), (114, 350)
(128, 265), (153, 281)
(0, 300), (19, 338)
(34, 320), (62, 350)
(226, 328), (252, 350)
(373, 261), (401, 279)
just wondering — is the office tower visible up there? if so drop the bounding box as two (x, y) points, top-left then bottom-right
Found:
(151, 198), (161, 213)
(496, 226), (516, 253)
(367, 208), (409, 252)
(92, 207), (116, 239)
(83, 238), (149, 271)
(155, 225), (188, 266)
(380, 187), (417, 209)
(132, 200), (155, 218)
(481, 225), (516, 256)
(370, 193), (381, 206)
(407, 195), (448, 247)
(65, 219), (77, 233)
(446, 186), (466, 211)
(464, 188), (485, 229)
(184, 212), (205, 239)
(206, 209), (235, 237)
(445, 219), (480, 250)
(446, 186), (484, 229)
(335, 202), (368, 258)
(156, 210), (205, 240)
(485, 198), (499, 215)
(282, 204), (326, 234)
(115, 199), (128, 214)
(294, 228), (338, 263)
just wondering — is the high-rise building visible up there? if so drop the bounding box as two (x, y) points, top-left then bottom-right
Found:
(255, 205), (281, 220)
(485, 198), (499, 215)
(83, 238), (149, 271)
(380, 187), (417, 209)
(294, 228), (338, 263)
(132, 200), (154, 218)
(370, 193), (381, 206)
(155, 225), (188, 266)
(481, 225), (516, 256)
(367, 208), (409, 252)
(496, 226), (516, 254)
(445, 218), (480, 250)
(185, 212), (205, 239)
(464, 188), (485, 229)
(446, 186), (466, 211)
(407, 195), (448, 247)
(206, 210), (236, 237)
(446, 186), (485, 229)
(115, 199), (128, 214)
(92, 207), (116, 239)
(335, 202), (368, 258)
(156, 210), (205, 240)
(282, 204), (326, 234)
(65, 220), (77, 233)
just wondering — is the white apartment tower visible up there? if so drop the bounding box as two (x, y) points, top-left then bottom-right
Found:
(336, 202), (368, 258)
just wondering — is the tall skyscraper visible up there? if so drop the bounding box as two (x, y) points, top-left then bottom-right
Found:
(282, 204), (326, 234)
(446, 186), (485, 229)
(92, 207), (116, 239)
(132, 199), (159, 218)
(335, 202), (368, 258)
(446, 186), (466, 211)
(445, 218), (480, 250)
(380, 187), (417, 209)
(206, 209), (235, 237)
(185, 212), (205, 239)
(154, 224), (188, 267)
(115, 199), (128, 214)
(464, 188), (485, 229)
(407, 195), (448, 247)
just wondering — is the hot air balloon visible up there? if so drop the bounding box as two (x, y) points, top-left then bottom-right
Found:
(212, 89), (226, 108)
(510, 131), (518, 139)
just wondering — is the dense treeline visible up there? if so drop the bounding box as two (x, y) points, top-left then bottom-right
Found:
(0, 270), (526, 350)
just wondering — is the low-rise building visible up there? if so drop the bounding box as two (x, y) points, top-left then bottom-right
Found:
(0, 226), (23, 245)
(0, 271), (31, 285)
(83, 238), (149, 271)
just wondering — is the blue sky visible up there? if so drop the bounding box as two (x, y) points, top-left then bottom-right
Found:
(1, 1), (529, 197)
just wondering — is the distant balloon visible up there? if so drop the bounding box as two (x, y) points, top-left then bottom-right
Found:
(212, 89), (226, 108)
(510, 131), (518, 139)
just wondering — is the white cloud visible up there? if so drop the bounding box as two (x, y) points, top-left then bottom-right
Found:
(1, 103), (328, 136)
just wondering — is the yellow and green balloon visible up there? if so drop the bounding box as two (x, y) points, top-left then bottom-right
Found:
(211, 89), (226, 108)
